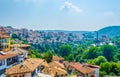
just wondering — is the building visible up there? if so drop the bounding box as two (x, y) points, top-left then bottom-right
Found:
(10, 44), (30, 50)
(5, 58), (44, 77)
(43, 61), (67, 77)
(0, 27), (10, 52)
(52, 56), (64, 63)
(67, 63), (95, 77)
(85, 64), (100, 77)
(8, 48), (28, 62)
(0, 52), (18, 76)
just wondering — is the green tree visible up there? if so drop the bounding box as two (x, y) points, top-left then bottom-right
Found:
(92, 56), (108, 65)
(100, 44), (117, 61)
(59, 45), (72, 57)
(43, 52), (53, 63)
(83, 46), (99, 59)
(67, 54), (75, 62)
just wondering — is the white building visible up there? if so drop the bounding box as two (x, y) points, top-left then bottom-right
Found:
(0, 52), (18, 76)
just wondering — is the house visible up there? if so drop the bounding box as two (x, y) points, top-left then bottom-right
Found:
(5, 58), (44, 77)
(44, 67), (67, 77)
(8, 48), (28, 62)
(85, 64), (100, 77)
(67, 62), (95, 77)
(0, 52), (18, 75)
(49, 61), (65, 69)
(10, 44), (30, 50)
(0, 27), (10, 52)
(43, 61), (67, 77)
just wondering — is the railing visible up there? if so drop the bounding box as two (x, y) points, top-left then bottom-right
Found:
(7, 60), (18, 66)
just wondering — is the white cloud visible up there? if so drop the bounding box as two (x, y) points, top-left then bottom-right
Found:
(60, 1), (82, 13)
(104, 12), (114, 16)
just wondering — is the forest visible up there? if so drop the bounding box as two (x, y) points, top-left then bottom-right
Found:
(28, 36), (120, 77)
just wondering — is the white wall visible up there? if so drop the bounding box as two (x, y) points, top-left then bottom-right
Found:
(0, 59), (7, 70)
(94, 68), (99, 77)
(25, 73), (31, 77)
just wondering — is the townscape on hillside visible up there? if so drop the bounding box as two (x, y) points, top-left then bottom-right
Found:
(0, 26), (100, 77)
(1, 26), (120, 77)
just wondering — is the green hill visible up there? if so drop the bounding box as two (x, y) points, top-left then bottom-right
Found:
(98, 26), (120, 38)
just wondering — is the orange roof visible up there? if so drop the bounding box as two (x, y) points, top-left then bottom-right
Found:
(52, 56), (64, 61)
(44, 67), (67, 76)
(0, 52), (18, 60)
(8, 48), (28, 55)
(49, 61), (65, 69)
(5, 58), (44, 75)
(69, 63), (94, 74)
(10, 44), (30, 48)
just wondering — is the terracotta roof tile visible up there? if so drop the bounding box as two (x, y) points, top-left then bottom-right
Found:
(10, 44), (30, 48)
(52, 56), (64, 61)
(69, 63), (94, 74)
(0, 52), (18, 60)
(5, 58), (44, 75)
(49, 61), (65, 69)
(8, 48), (28, 55)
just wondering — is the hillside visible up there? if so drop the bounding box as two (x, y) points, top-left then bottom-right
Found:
(98, 26), (120, 38)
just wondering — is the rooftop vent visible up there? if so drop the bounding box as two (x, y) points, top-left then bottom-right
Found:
(31, 62), (34, 64)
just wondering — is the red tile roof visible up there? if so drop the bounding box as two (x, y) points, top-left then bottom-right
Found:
(0, 52), (18, 60)
(69, 63), (94, 74)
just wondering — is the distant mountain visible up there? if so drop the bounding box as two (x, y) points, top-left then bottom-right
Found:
(98, 26), (120, 38)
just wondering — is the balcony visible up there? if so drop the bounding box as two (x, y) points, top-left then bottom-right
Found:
(7, 57), (18, 66)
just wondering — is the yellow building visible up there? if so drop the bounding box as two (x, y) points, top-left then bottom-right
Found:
(0, 27), (10, 52)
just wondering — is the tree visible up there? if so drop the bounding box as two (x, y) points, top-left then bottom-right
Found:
(75, 55), (81, 62)
(83, 46), (99, 59)
(92, 56), (108, 65)
(100, 44), (117, 61)
(11, 33), (18, 39)
(67, 54), (75, 62)
(43, 52), (53, 63)
(100, 62), (120, 76)
(59, 45), (72, 57)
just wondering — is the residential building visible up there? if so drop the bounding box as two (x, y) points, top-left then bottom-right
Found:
(8, 48), (28, 62)
(0, 27), (10, 52)
(67, 63), (95, 77)
(5, 58), (44, 77)
(85, 64), (100, 77)
(0, 52), (18, 76)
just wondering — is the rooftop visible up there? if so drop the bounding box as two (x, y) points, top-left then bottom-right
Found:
(5, 58), (44, 75)
(52, 56), (64, 61)
(49, 61), (65, 69)
(69, 63), (95, 74)
(8, 48), (28, 55)
(10, 44), (30, 48)
(0, 52), (18, 60)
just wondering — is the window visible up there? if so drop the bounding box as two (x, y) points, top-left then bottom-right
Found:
(0, 60), (5, 66)
(19, 75), (25, 77)
(0, 60), (2, 66)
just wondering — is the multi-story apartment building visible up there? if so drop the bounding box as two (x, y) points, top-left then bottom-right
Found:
(0, 27), (10, 52)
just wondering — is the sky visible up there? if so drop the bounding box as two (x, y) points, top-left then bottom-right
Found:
(0, 0), (120, 31)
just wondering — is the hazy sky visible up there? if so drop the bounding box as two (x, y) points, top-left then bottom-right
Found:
(0, 0), (120, 31)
